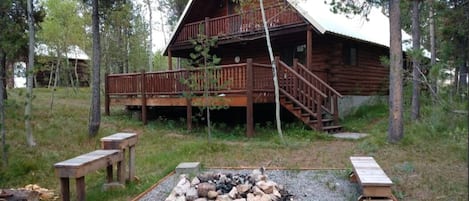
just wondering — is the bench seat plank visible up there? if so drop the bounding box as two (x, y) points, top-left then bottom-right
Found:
(101, 133), (138, 149)
(55, 150), (123, 178)
(350, 156), (393, 187)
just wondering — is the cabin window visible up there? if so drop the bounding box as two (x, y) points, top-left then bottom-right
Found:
(280, 44), (306, 66)
(344, 45), (358, 66)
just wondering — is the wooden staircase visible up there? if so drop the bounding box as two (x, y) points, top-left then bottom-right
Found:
(276, 58), (343, 133)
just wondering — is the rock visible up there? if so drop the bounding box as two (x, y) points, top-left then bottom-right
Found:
(215, 194), (232, 201)
(233, 199), (247, 201)
(197, 182), (216, 197)
(175, 196), (186, 201)
(256, 181), (275, 194)
(228, 187), (238, 199)
(194, 198), (208, 201)
(191, 177), (201, 186)
(164, 191), (177, 201)
(236, 184), (252, 195)
(174, 177), (191, 196)
(246, 193), (256, 201)
(251, 186), (264, 196)
(207, 190), (218, 199)
(186, 187), (198, 201)
(272, 188), (281, 199)
(259, 194), (271, 201)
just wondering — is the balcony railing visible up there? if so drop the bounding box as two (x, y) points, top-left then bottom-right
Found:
(175, 4), (304, 43)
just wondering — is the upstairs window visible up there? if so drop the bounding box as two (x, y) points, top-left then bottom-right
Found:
(343, 45), (358, 66)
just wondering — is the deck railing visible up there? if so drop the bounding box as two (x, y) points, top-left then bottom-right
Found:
(106, 62), (273, 97)
(175, 4), (304, 43)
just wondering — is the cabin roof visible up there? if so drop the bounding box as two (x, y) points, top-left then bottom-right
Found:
(37, 44), (89, 60)
(164, 0), (420, 55)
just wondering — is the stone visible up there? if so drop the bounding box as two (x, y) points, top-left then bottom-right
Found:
(175, 196), (186, 201)
(207, 190), (218, 199)
(194, 198), (208, 201)
(191, 177), (201, 186)
(164, 191), (177, 201)
(174, 177), (191, 196)
(259, 194), (271, 201)
(246, 193), (256, 201)
(197, 182), (216, 197)
(272, 188), (281, 198)
(228, 187), (238, 199)
(215, 194), (232, 201)
(233, 199), (247, 201)
(175, 162), (201, 175)
(236, 184), (252, 195)
(186, 187), (198, 201)
(251, 186), (264, 196)
(256, 180), (275, 194)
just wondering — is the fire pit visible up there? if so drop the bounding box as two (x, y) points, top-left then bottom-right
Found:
(164, 168), (292, 201)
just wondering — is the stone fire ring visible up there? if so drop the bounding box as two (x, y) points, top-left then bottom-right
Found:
(133, 165), (361, 201)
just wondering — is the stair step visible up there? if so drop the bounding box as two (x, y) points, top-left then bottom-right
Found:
(322, 125), (343, 133)
(309, 118), (334, 124)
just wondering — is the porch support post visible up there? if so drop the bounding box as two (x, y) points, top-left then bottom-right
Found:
(141, 70), (147, 125)
(105, 73), (110, 116)
(246, 58), (254, 137)
(205, 17), (210, 36)
(168, 48), (173, 70)
(185, 69), (192, 131)
(307, 27), (313, 69)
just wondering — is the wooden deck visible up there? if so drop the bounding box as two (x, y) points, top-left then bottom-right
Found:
(105, 57), (342, 136)
(174, 4), (304, 44)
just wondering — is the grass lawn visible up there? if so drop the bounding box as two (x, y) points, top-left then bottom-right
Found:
(0, 87), (467, 200)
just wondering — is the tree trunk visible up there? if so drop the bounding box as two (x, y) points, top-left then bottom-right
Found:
(0, 51), (7, 167)
(0, 50), (7, 100)
(429, 0), (437, 95)
(259, 0), (284, 144)
(88, 0), (101, 137)
(50, 56), (61, 111)
(74, 58), (79, 87)
(411, 0), (421, 121)
(388, 0), (404, 143)
(25, 0), (36, 147)
(145, 0), (153, 72)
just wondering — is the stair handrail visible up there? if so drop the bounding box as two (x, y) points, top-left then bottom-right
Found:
(296, 62), (343, 98)
(278, 60), (327, 98)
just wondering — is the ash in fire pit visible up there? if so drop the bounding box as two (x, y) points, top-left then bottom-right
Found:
(165, 168), (292, 201)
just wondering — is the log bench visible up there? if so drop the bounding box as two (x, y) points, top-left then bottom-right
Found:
(349, 156), (396, 201)
(101, 132), (138, 181)
(54, 150), (125, 201)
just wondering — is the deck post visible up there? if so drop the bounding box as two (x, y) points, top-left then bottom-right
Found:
(141, 70), (147, 125)
(307, 27), (313, 69)
(105, 73), (110, 116)
(333, 95), (339, 124)
(205, 17), (210, 36)
(168, 48), (173, 70)
(246, 58), (254, 137)
(185, 69), (192, 131)
(316, 95), (323, 131)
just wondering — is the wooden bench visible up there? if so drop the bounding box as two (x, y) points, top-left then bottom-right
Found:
(101, 132), (138, 182)
(349, 156), (396, 201)
(54, 150), (124, 201)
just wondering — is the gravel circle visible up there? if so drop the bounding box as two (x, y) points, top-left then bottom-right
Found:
(137, 169), (360, 201)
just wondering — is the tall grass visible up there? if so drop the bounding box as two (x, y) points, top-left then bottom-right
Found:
(0, 87), (466, 200)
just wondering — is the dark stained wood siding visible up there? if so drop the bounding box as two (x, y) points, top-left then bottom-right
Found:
(326, 36), (389, 95)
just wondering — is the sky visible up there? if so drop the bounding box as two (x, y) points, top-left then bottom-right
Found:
(134, 0), (172, 52)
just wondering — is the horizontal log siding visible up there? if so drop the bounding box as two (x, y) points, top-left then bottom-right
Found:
(327, 39), (389, 95)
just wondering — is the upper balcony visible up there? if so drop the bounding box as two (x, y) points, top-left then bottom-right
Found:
(174, 4), (305, 44)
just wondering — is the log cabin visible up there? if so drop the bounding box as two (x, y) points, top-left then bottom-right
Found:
(105, 0), (414, 136)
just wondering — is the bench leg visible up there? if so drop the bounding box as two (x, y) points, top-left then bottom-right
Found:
(129, 145), (136, 181)
(106, 165), (113, 183)
(76, 176), (86, 201)
(117, 160), (125, 184)
(59, 177), (70, 201)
